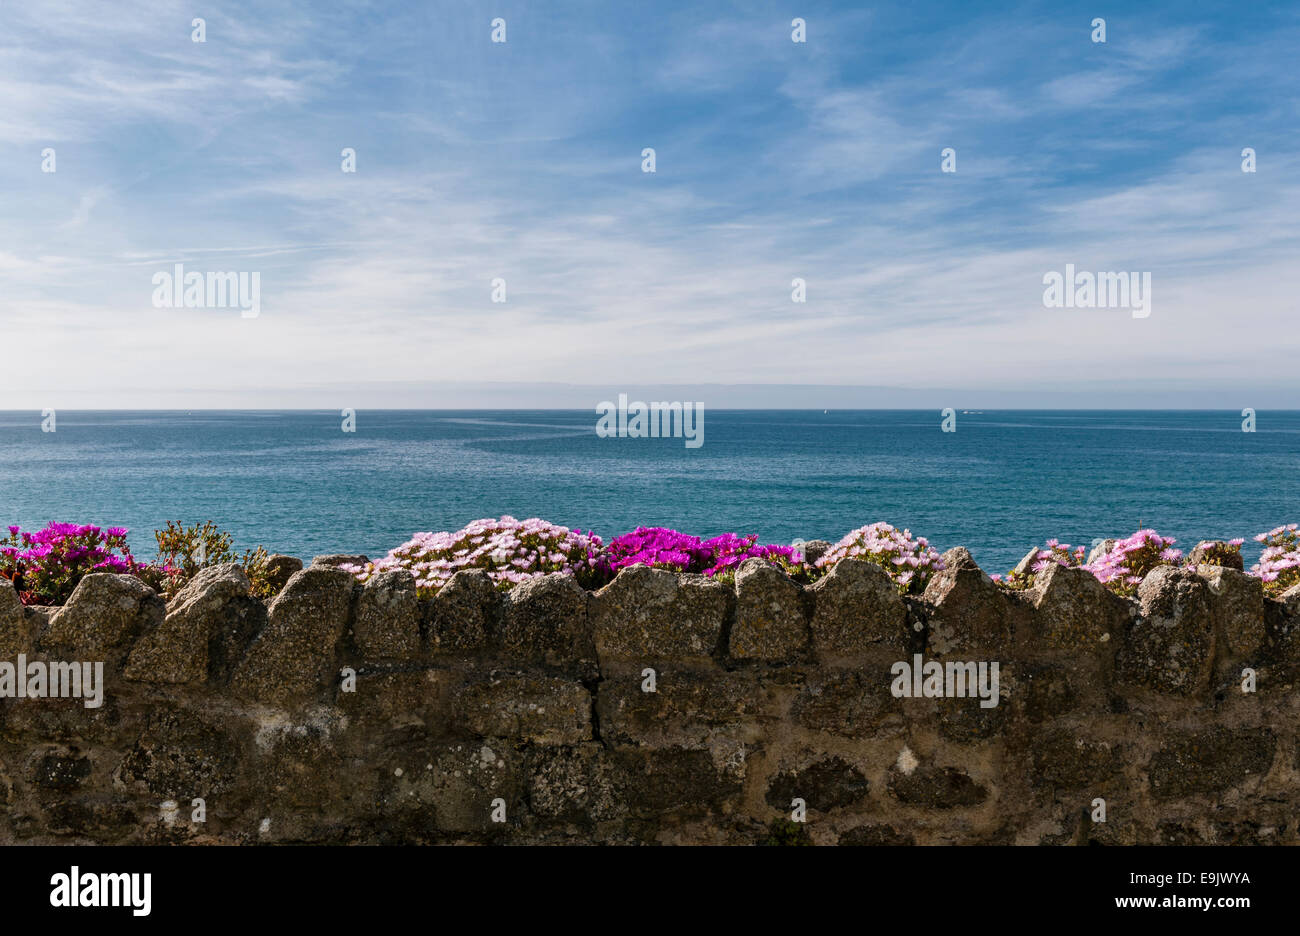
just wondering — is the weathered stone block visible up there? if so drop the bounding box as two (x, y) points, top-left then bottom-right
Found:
(497, 573), (595, 675)
(1195, 564), (1265, 658)
(526, 744), (628, 823)
(797, 540), (832, 565)
(430, 570), (498, 653)
(612, 747), (742, 817)
(924, 547), (1011, 653)
(336, 669), (446, 729)
(118, 707), (243, 798)
(231, 566), (353, 707)
(352, 570), (420, 661)
(1016, 663), (1078, 722)
(887, 764), (987, 808)
(27, 746), (93, 793)
(1188, 541), (1244, 571)
(1026, 563), (1128, 650)
(41, 574), (165, 664)
(424, 741), (523, 834)
(765, 756), (870, 812)
(1149, 727), (1275, 800)
(1029, 729), (1122, 789)
(262, 555), (303, 594)
(596, 669), (771, 747)
(1118, 566), (1215, 696)
(125, 563), (255, 684)
(454, 673), (591, 744)
(590, 566), (728, 664)
(806, 559), (908, 658)
(730, 558), (808, 661)
(790, 668), (899, 738)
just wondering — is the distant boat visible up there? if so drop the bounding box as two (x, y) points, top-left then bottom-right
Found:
(823, 409), (829, 414)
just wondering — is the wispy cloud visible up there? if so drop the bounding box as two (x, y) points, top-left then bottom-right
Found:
(1, 0), (1298, 407)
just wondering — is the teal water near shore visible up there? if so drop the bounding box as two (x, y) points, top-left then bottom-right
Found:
(0, 410), (1296, 576)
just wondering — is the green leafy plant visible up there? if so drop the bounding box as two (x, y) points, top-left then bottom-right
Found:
(153, 521), (274, 599)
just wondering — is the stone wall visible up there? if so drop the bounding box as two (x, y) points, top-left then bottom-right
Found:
(1, 546), (1297, 845)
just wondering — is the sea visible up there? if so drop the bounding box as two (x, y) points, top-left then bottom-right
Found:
(1, 410), (1296, 576)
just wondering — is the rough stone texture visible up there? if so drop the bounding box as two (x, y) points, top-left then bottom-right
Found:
(612, 747), (742, 818)
(498, 574), (596, 676)
(806, 559), (908, 658)
(1148, 728), (1275, 800)
(421, 742), (524, 834)
(765, 756), (870, 812)
(791, 668), (900, 738)
(41, 574), (165, 664)
(309, 554), (370, 569)
(1029, 729), (1123, 790)
(1012, 547), (1041, 577)
(430, 570), (498, 653)
(124, 564), (256, 684)
(797, 540), (832, 566)
(262, 555), (303, 594)
(1026, 562), (1128, 650)
(923, 547), (1011, 653)
(453, 673), (591, 745)
(1189, 541), (1245, 571)
(0, 578), (32, 658)
(118, 706), (243, 798)
(526, 745), (627, 823)
(591, 565), (728, 663)
(839, 824), (915, 846)
(352, 570), (420, 661)
(730, 558), (808, 661)
(887, 764), (987, 808)
(1119, 566), (1215, 696)
(231, 566), (354, 706)
(1281, 583), (1300, 618)
(5, 563), (1300, 845)
(1195, 564), (1266, 658)
(596, 669), (773, 748)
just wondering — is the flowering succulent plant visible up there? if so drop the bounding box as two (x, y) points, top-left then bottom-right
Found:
(1081, 529), (1182, 596)
(1190, 538), (1245, 569)
(0, 523), (168, 606)
(11, 516), (1300, 609)
(599, 527), (798, 581)
(1250, 524), (1300, 596)
(994, 539), (1086, 589)
(813, 522), (944, 594)
(343, 516), (606, 596)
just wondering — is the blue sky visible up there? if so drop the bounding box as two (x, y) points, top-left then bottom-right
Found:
(2, 0), (1299, 407)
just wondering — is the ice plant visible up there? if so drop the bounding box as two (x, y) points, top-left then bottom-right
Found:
(813, 522), (943, 594)
(0, 523), (166, 606)
(1250, 525), (1300, 596)
(600, 527), (798, 581)
(996, 539), (1086, 589)
(1083, 529), (1181, 596)
(344, 516), (605, 596)
(1191, 538), (1245, 570)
